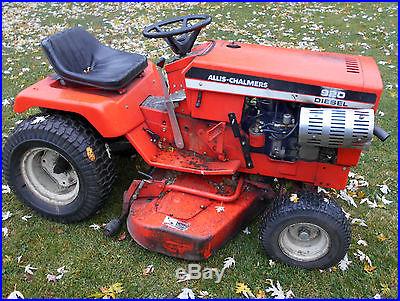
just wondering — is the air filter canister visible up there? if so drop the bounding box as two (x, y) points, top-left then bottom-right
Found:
(298, 108), (374, 150)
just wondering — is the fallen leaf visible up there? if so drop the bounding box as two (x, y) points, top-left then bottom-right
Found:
(339, 190), (357, 207)
(4, 255), (12, 263)
(143, 264), (154, 276)
(269, 259), (276, 267)
(256, 290), (266, 299)
(380, 195), (393, 205)
(222, 257), (235, 270)
(198, 291), (209, 298)
(2, 211), (12, 221)
(89, 224), (101, 231)
(21, 215), (32, 222)
(373, 293), (381, 299)
(377, 233), (387, 242)
(354, 249), (372, 266)
(338, 254), (352, 271)
(366, 198), (378, 208)
(7, 290), (24, 299)
(236, 282), (255, 298)
(364, 263), (377, 273)
(24, 264), (37, 275)
(31, 116), (47, 125)
(54, 228), (64, 234)
(56, 266), (68, 275)
(380, 283), (390, 296)
(215, 206), (225, 213)
(17, 256), (22, 264)
(265, 279), (294, 299)
(89, 283), (124, 299)
(289, 193), (299, 203)
(242, 227), (251, 235)
(341, 208), (351, 220)
(46, 274), (62, 283)
(351, 218), (368, 227)
(357, 239), (368, 246)
(177, 288), (195, 299)
(2, 185), (11, 194)
(378, 184), (390, 195)
(3, 227), (9, 237)
(118, 231), (127, 241)
(317, 186), (329, 194)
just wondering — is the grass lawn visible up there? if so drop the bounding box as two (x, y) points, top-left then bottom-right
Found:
(1, 2), (398, 299)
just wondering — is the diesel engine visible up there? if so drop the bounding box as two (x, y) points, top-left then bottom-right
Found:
(241, 97), (377, 163)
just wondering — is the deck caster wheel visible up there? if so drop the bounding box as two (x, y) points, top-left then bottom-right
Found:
(3, 113), (116, 223)
(260, 191), (351, 269)
(104, 218), (123, 237)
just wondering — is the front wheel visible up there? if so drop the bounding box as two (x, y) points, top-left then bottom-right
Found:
(260, 191), (351, 269)
(3, 113), (116, 223)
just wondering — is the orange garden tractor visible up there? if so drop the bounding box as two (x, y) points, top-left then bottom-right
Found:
(3, 15), (389, 269)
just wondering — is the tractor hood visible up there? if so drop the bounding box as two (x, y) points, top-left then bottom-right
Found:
(185, 40), (383, 109)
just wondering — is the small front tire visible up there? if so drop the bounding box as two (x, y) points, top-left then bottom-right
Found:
(260, 191), (351, 269)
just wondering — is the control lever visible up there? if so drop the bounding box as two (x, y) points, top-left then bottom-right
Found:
(157, 68), (184, 149)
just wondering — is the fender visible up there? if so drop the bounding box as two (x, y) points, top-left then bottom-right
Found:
(13, 61), (164, 138)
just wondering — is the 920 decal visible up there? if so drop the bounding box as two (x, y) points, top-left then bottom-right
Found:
(320, 88), (346, 99)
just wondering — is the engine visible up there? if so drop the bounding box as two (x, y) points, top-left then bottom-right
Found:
(241, 97), (375, 163)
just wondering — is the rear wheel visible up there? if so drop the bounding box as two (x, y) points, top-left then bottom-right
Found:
(3, 113), (116, 223)
(260, 191), (351, 269)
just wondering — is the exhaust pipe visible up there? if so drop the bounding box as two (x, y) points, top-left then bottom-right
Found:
(373, 125), (390, 142)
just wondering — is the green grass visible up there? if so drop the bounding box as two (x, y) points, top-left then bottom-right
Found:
(2, 2), (398, 299)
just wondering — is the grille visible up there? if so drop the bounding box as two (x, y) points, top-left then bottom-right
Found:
(345, 57), (360, 74)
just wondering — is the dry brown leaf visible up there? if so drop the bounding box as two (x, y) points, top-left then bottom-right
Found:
(118, 231), (127, 241)
(364, 263), (377, 273)
(377, 233), (387, 242)
(256, 289), (266, 299)
(380, 283), (391, 296)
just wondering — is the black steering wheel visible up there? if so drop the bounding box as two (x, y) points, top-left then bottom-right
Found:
(143, 14), (212, 56)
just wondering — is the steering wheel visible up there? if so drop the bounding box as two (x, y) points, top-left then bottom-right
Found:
(143, 14), (212, 56)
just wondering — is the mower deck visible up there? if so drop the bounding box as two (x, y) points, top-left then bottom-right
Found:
(126, 171), (268, 260)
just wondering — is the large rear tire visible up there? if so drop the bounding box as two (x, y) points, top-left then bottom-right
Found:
(260, 191), (351, 269)
(3, 113), (116, 223)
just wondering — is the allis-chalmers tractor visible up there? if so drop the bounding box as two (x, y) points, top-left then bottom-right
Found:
(4, 15), (389, 269)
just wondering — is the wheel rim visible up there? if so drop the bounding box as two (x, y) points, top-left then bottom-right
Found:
(278, 222), (330, 262)
(20, 147), (79, 206)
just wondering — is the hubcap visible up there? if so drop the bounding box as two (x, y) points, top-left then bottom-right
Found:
(278, 222), (330, 262)
(20, 147), (79, 205)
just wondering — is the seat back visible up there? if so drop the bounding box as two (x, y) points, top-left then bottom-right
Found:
(42, 27), (100, 75)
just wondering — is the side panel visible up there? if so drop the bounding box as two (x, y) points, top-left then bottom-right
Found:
(13, 61), (164, 137)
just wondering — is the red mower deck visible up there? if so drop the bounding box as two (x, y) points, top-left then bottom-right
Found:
(126, 171), (269, 260)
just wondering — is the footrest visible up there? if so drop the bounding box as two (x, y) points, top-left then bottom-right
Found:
(151, 149), (241, 175)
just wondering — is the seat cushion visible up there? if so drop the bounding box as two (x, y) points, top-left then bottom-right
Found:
(41, 27), (148, 90)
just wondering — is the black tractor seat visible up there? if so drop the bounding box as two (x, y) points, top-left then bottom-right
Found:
(41, 27), (148, 91)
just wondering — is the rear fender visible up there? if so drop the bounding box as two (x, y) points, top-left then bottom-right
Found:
(13, 61), (164, 138)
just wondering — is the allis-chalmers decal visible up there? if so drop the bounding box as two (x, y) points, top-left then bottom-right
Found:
(185, 67), (376, 109)
(207, 74), (269, 88)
